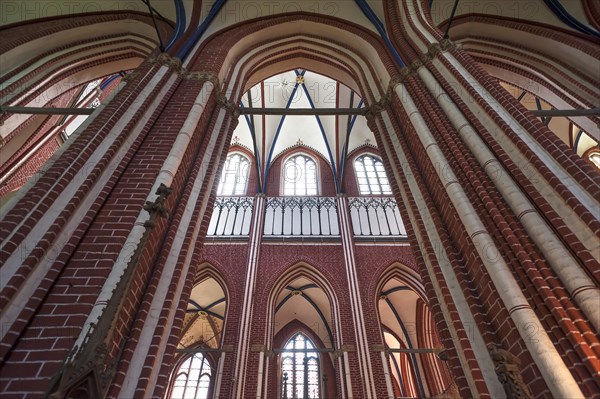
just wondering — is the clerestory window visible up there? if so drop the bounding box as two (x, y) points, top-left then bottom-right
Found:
(282, 154), (318, 196)
(354, 154), (392, 195)
(217, 153), (250, 195)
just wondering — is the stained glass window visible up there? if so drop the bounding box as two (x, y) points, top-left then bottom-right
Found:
(354, 155), (392, 195)
(169, 353), (212, 399)
(217, 153), (250, 195)
(281, 333), (320, 399)
(283, 155), (318, 196)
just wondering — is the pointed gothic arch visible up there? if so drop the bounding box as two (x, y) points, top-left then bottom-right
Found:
(264, 262), (343, 399)
(1, 3), (598, 399)
(375, 263), (453, 398)
(163, 264), (229, 399)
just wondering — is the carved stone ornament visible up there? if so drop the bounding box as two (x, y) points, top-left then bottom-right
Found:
(488, 344), (534, 399)
(46, 183), (174, 398)
(45, 325), (117, 399)
(143, 183), (173, 227)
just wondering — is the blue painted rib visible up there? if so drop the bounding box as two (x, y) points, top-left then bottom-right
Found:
(165, 0), (186, 50)
(239, 100), (263, 192)
(98, 1), (186, 92)
(544, 0), (600, 39)
(262, 71), (306, 192)
(339, 98), (364, 188)
(573, 128), (584, 152)
(381, 286), (411, 296)
(177, 0), (229, 60)
(295, 70), (339, 192)
(100, 74), (122, 90)
(275, 285), (334, 346)
(353, 0), (406, 67)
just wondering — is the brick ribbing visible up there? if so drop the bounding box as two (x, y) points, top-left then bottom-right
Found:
(391, 1), (600, 222)
(422, 65), (600, 356)
(221, 36), (384, 104)
(369, 108), (483, 397)
(0, 59), (162, 313)
(151, 94), (239, 396)
(468, 53), (600, 132)
(125, 101), (237, 398)
(0, 59), (162, 302)
(0, 87), (80, 195)
(0, 50), (148, 140)
(582, 0), (600, 31)
(0, 138), (62, 195)
(104, 82), (221, 394)
(444, 44), (600, 205)
(0, 35), (153, 99)
(433, 56), (600, 285)
(403, 69), (600, 394)
(390, 0), (600, 271)
(0, 11), (171, 54)
(404, 3), (600, 384)
(153, 112), (242, 397)
(441, 14), (599, 59)
(457, 38), (600, 98)
(0, 75), (123, 197)
(190, 12), (400, 84)
(235, 41), (378, 103)
(466, 50), (600, 130)
(0, 61), (173, 396)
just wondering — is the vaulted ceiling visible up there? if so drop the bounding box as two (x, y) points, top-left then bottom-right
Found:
(1, 0), (598, 197)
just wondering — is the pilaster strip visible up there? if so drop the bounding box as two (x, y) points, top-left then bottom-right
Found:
(374, 111), (496, 397)
(337, 194), (378, 398)
(416, 63), (600, 331)
(233, 194), (266, 399)
(0, 66), (175, 350)
(394, 83), (585, 399)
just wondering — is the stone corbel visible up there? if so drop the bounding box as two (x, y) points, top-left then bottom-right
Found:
(488, 344), (534, 399)
(333, 344), (356, 360)
(217, 94), (241, 119)
(154, 53), (183, 70)
(249, 345), (273, 357)
(143, 183), (172, 227)
(439, 38), (455, 51)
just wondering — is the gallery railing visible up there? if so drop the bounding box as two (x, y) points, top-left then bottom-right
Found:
(263, 196), (339, 236)
(348, 197), (406, 237)
(207, 196), (406, 238)
(206, 196), (254, 236)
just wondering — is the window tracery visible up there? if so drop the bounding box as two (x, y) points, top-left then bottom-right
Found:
(354, 154), (392, 195)
(282, 154), (318, 196)
(169, 353), (212, 399)
(281, 333), (320, 399)
(217, 153), (250, 195)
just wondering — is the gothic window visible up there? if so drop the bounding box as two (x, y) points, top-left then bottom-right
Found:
(354, 155), (392, 195)
(217, 153), (250, 195)
(282, 154), (318, 195)
(281, 333), (320, 399)
(169, 353), (212, 399)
